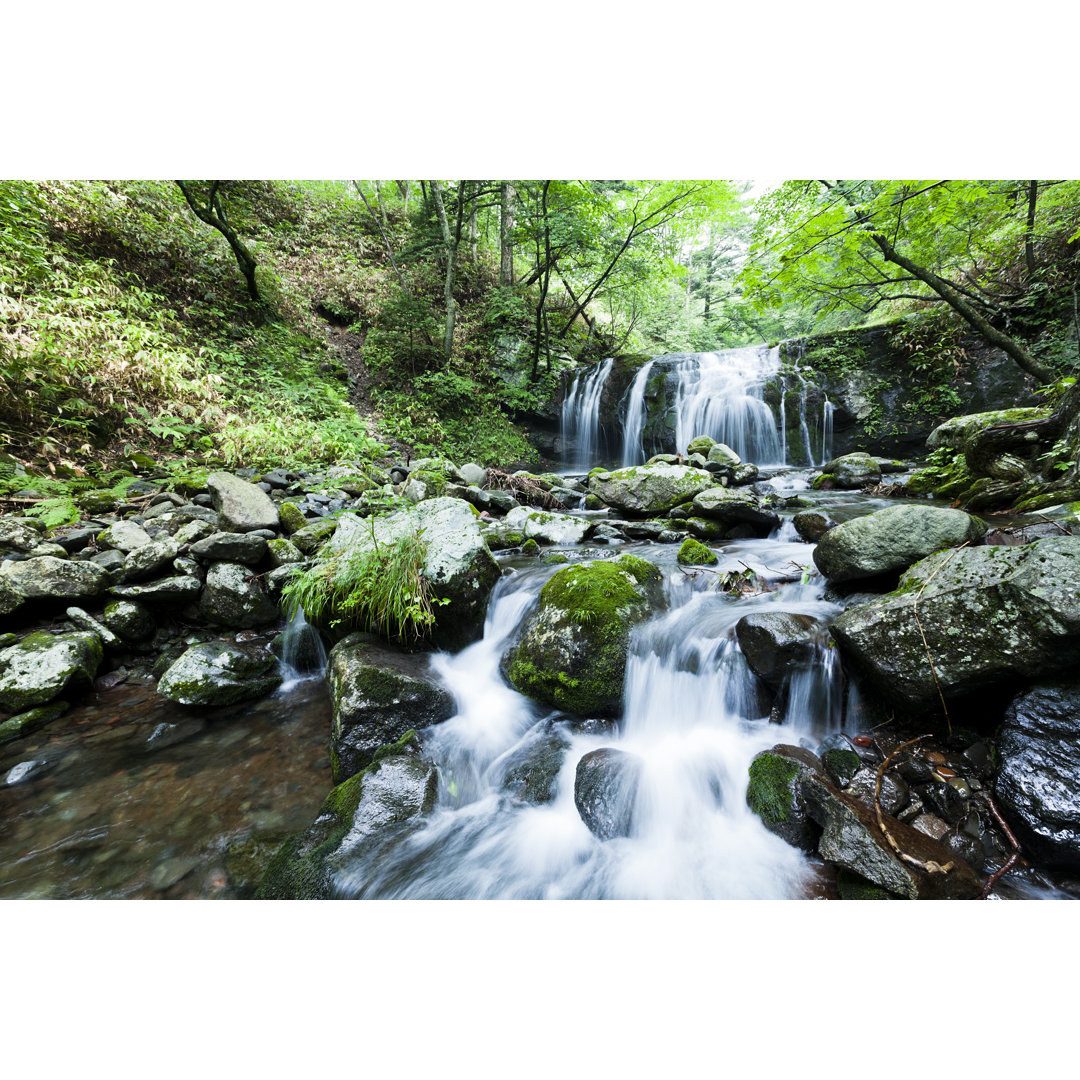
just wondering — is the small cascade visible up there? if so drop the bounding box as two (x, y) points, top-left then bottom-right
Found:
(775, 338), (834, 467)
(820, 399), (835, 467)
(276, 606), (328, 689)
(560, 358), (614, 471)
(619, 359), (656, 466)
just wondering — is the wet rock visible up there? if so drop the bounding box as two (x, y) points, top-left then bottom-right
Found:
(821, 747), (861, 788)
(0, 701), (69, 745)
(835, 868), (900, 900)
(816, 453), (881, 490)
(574, 747), (643, 840)
(189, 531), (268, 565)
(199, 562), (279, 628)
(3, 758), (54, 787)
(143, 718), (207, 751)
(256, 740), (437, 899)
(918, 780), (968, 825)
(504, 555), (663, 717)
(0, 630), (103, 712)
(676, 537), (718, 566)
(587, 463), (715, 516)
(994, 678), (1080, 871)
(157, 641), (282, 706)
(685, 517), (725, 540)
(124, 537), (180, 581)
(831, 537), (1080, 713)
(328, 634), (455, 782)
(501, 726), (570, 805)
(150, 856), (201, 891)
(845, 767), (910, 817)
(207, 470), (280, 533)
(735, 612), (823, 689)
(813, 505), (987, 583)
(0, 556), (109, 605)
(689, 487), (781, 533)
(102, 599), (155, 641)
(911, 813), (950, 841)
(792, 511), (836, 543)
(503, 506), (593, 546)
(746, 744), (825, 851)
(800, 772), (983, 899)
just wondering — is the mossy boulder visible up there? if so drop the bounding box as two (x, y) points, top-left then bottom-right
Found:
(0, 556), (109, 605)
(832, 536), (1080, 713)
(0, 631), (103, 712)
(676, 537), (718, 566)
(157, 641), (282, 706)
(926, 408), (1050, 452)
(746, 745), (824, 851)
(503, 506), (593, 546)
(199, 561), (279, 628)
(277, 501), (308, 535)
(587, 463), (715, 516)
(814, 452), (881, 491)
(0, 701), (69, 745)
(689, 487), (780, 533)
(812, 504), (987, 583)
(504, 554), (663, 716)
(256, 736), (437, 900)
(327, 634), (455, 783)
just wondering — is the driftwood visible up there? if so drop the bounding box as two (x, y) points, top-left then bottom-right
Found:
(484, 468), (568, 511)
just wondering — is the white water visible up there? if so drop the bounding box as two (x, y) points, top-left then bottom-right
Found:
(560, 358), (614, 471)
(329, 540), (847, 899)
(276, 606), (328, 692)
(619, 359), (656, 466)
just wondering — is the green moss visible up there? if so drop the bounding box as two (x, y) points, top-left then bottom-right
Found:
(677, 537), (718, 566)
(836, 868), (898, 900)
(746, 753), (800, 824)
(278, 501), (307, 534)
(822, 747), (861, 787)
(543, 552), (569, 565)
(521, 538), (541, 556)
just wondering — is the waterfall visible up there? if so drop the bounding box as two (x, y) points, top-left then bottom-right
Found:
(560, 358), (614, 471)
(620, 359), (655, 467)
(820, 399), (835, 467)
(671, 346), (784, 464)
(275, 606), (328, 690)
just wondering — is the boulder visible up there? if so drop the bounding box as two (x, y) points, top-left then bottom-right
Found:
(994, 679), (1080, 871)
(189, 531), (268, 565)
(96, 520), (152, 552)
(0, 518), (44, 555)
(831, 537), (1080, 712)
(207, 470), (280, 532)
(459, 463), (488, 487)
(0, 556), (109, 605)
(109, 575), (202, 603)
(123, 537), (180, 581)
(812, 505), (987, 583)
(503, 506), (593, 546)
(327, 633), (455, 782)
(745, 744), (825, 851)
(676, 537), (718, 566)
(815, 452), (881, 490)
(735, 613), (823, 689)
(199, 562), (279, 628)
(1, 573), (23, 618)
(792, 510), (836, 543)
(501, 726), (571, 805)
(0, 631), (103, 712)
(587, 463), (715, 516)
(265, 538), (304, 567)
(102, 600), (155, 641)
(504, 555), (663, 716)
(689, 487), (780, 532)
(256, 742), (437, 900)
(707, 443), (742, 467)
(157, 641), (282, 706)
(277, 501), (307, 535)
(574, 747), (643, 840)
(926, 408), (1050, 451)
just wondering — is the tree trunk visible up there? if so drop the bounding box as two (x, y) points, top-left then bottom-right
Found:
(500, 182), (515, 286)
(176, 181), (261, 303)
(532, 182), (551, 379)
(467, 180), (478, 262)
(430, 181), (463, 362)
(1025, 180), (1038, 281)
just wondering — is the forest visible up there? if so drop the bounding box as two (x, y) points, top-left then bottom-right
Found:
(3, 177), (1080, 908)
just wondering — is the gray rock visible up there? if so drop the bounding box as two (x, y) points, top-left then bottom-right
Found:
(123, 537), (181, 581)
(707, 443), (742, 467)
(831, 536), (1080, 712)
(289, 519), (337, 555)
(588, 463), (715, 516)
(690, 487), (780, 532)
(813, 505), (987, 583)
(845, 767), (910, 817)
(89, 549), (127, 577)
(189, 531), (268, 565)
(265, 538), (304, 567)
(110, 575), (202, 603)
(735, 612), (823, 689)
(574, 747), (643, 840)
(0, 556), (109, 604)
(501, 726), (570, 805)
(157, 641), (281, 706)
(485, 489), (520, 515)
(459, 463), (488, 487)
(1, 573), (23, 617)
(817, 453), (881, 490)
(102, 600), (155, 642)
(64, 607), (121, 649)
(0, 518), (43, 555)
(207, 470), (280, 532)
(51, 526), (104, 553)
(199, 562), (279, 628)
(96, 520), (152, 552)
(0, 631), (103, 712)
(327, 634), (455, 783)
(792, 511), (836, 543)
(503, 506), (592, 545)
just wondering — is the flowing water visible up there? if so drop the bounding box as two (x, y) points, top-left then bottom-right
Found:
(560, 357), (614, 471)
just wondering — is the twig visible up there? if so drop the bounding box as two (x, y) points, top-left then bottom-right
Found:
(873, 734), (954, 874)
(977, 791), (1024, 899)
(1035, 514), (1073, 536)
(911, 541), (970, 735)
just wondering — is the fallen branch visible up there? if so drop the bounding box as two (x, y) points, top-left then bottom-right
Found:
(977, 791), (1024, 899)
(484, 468), (568, 512)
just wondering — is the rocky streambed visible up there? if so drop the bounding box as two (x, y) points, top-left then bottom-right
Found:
(3, 439), (1080, 899)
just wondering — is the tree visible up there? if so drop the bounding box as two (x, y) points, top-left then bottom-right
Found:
(175, 181), (261, 302)
(741, 180), (1080, 383)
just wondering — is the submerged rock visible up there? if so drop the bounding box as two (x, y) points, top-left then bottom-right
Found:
(813, 504), (987, 583)
(0, 630), (103, 712)
(504, 555), (663, 716)
(157, 641), (281, 706)
(574, 747), (643, 840)
(327, 633), (454, 782)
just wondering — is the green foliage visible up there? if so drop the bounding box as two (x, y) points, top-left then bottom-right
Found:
(281, 525), (446, 643)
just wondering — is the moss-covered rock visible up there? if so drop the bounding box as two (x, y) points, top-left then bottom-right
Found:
(689, 487), (780, 532)
(0, 631), (103, 712)
(157, 641), (282, 706)
(521, 538), (541, 557)
(0, 700), (69, 745)
(926, 408), (1050, 451)
(746, 745), (824, 851)
(277, 501), (307, 535)
(504, 555), (663, 716)
(835, 868), (899, 900)
(676, 537), (718, 566)
(0, 556), (109, 606)
(199, 561), (279, 628)
(814, 452), (881, 491)
(587, 463), (715, 516)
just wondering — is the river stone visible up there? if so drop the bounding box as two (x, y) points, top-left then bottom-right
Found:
(735, 613), (823, 689)
(0, 701), (69, 745)
(109, 574), (202, 603)
(503, 506), (593, 546)
(27, 542), (69, 559)
(813, 505), (987, 583)
(994, 679), (1080, 870)
(290, 518), (337, 555)
(677, 537), (718, 566)
(199, 562), (279, 628)
(256, 741), (437, 900)
(0, 630), (103, 712)
(277, 501), (308, 535)
(124, 537), (180, 581)
(0, 518), (42, 555)
(817, 453), (882, 490)
(102, 600), (155, 641)
(689, 487), (780, 532)
(707, 443), (741, 467)
(574, 747), (643, 840)
(799, 772), (982, 899)
(792, 511), (836, 542)
(0, 556), (109, 604)
(207, 470), (280, 532)
(501, 727), (571, 805)
(64, 607), (121, 649)
(96, 520), (152, 552)
(588, 463), (715, 516)
(189, 531), (268, 565)
(51, 526), (104, 553)
(265, 538), (303, 567)
(459, 463), (488, 487)
(831, 536), (1080, 713)
(157, 641), (281, 706)
(1, 573), (23, 617)
(328, 633), (455, 782)
(746, 745), (825, 851)
(329, 498), (500, 650)
(504, 555), (663, 717)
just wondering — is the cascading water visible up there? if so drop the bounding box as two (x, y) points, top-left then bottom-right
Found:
(327, 537), (846, 900)
(619, 359), (655, 467)
(276, 606), (328, 690)
(560, 358), (614, 471)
